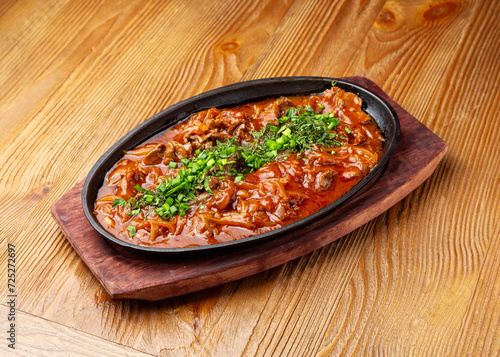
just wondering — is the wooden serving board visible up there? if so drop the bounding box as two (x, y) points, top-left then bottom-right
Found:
(51, 77), (447, 301)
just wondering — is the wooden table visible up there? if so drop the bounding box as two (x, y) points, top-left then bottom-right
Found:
(1, 0), (498, 355)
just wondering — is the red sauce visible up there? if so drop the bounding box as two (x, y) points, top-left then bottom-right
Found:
(94, 87), (384, 248)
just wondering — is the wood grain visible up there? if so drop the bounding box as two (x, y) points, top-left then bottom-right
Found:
(1, 0), (498, 355)
(0, 306), (153, 356)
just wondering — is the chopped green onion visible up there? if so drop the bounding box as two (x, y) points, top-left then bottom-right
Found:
(115, 92), (345, 221)
(206, 158), (215, 169)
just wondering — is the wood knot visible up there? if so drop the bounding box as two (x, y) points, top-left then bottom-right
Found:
(424, 2), (457, 21)
(220, 41), (239, 52)
(25, 182), (54, 201)
(376, 8), (396, 27)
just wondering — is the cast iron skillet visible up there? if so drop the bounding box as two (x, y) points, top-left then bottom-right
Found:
(82, 77), (400, 255)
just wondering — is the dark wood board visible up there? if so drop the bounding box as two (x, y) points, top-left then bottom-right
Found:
(51, 77), (447, 301)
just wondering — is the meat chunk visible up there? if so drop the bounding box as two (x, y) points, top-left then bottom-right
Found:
(207, 180), (236, 211)
(143, 144), (166, 165)
(162, 142), (190, 164)
(315, 171), (334, 190)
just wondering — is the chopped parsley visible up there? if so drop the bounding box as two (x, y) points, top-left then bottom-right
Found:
(127, 225), (136, 237)
(111, 198), (127, 207)
(113, 104), (345, 221)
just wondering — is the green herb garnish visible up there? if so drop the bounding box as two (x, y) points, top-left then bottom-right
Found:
(127, 225), (136, 237)
(112, 198), (127, 207)
(113, 103), (345, 221)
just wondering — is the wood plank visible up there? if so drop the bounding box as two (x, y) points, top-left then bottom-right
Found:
(243, 0), (388, 79)
(300, 1), (500, 356)
(0, 305), (153, 356)
(440, 0), (500, 355)
(0, 0), (136, 149)
(452, 224), (500, 356)
(0, 0), (497, 355)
